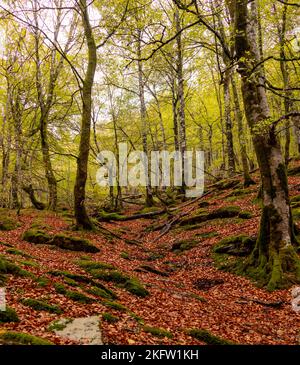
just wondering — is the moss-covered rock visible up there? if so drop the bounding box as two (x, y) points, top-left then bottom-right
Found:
(0, 331), (54, 345)
(77, 260), (115, 271)
(0, 307), (19, 323)
(179, 206), (243, 226)
(124, 278), (149, 297)
(48, 270), (91, 284)
(6, 248), (33, 259)
(0, 255), (34, 283)
(171, 239), (199, 252)
(20, 298), (62, 314)
(97, 210), (126, 222)
(22, 229), (100, 253)
(90, 269), (128, 283)
(213, 235), (256, 257)
(143, 326), (173, 339)
(187, 328), (234, 345)
(0, 215), (20, 231)
(65, 290), (94, 304)
(86, 286), (117, 300)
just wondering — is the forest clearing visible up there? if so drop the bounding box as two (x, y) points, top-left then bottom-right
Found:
(0, 0), (299, 351)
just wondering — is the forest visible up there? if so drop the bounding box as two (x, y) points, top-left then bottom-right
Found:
(0, 0), (299, 347)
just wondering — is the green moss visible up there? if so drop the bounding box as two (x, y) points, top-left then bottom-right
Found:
(187, 328), (234, 345)
(179, 206), (241, 226)
(120, 252), (130, 260)
(19, 260), (39, 268)
(0, 216), (20, 231)
(293, 208), (300, 220)
(124, 278), (149, 297)
(54, 282), (67, 294)
(0, 331), (54, 345)
(64, 277), (79, 287)
(137, 206), (161, 214)
(291, 195), (300, 203)
(189, 294), (207, 302)
(86, 286), (116, 300)
(48, 270), (90, 284)
(48, 319), (73, 332)
(195, 231), (219, 239)
(0, 307), (19, 323)
(77, 260), (115, 271)
(20, 298), (62, 314)
(0, 241), (13, 247)
(0, 256), (35, 280)
(143, 326), (173, 339)
(22, 229), (51, 244)
(6, 248), (33, 259)
(102, 300), (128, 311)
(238, 211), (252, 219)
(171, 239), (199, 252)
(128, 311), (144, 323)
(35, 276), (50, 287)
(52, 233), (100, 253)
(102, 312), (119, 323)
(90, 269), (128, 283)
(22, 229), (100, 253)
(65, 290), (94, 304)
(97, 210), (126, 222)
(213, 235), (256, 256)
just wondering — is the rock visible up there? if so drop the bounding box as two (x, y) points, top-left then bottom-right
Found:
(51, 316), (102, 345)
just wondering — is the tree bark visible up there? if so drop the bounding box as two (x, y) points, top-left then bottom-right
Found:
(74, 0), (97, 229)
(175, 8), (187, 197)
(231, 75), (255, 187)
(234, 0), (300, 290)
(137, 29), (154, 207)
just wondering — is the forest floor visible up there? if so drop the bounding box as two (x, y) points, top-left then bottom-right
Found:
(1, 169), (300, 345)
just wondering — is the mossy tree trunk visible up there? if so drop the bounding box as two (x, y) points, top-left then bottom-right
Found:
(234, 0), (300, 290)
(74, 0), (97, 229)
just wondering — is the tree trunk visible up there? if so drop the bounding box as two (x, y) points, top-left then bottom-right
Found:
(175, 8), (187, 197)
(234, 0), (300, 290)
(33, 4), (58, 211)
(223, 71), (236, 176)
(74, 0), (97, 229)
(137, 29), (154, 207)
(231, 75), (255, 187)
